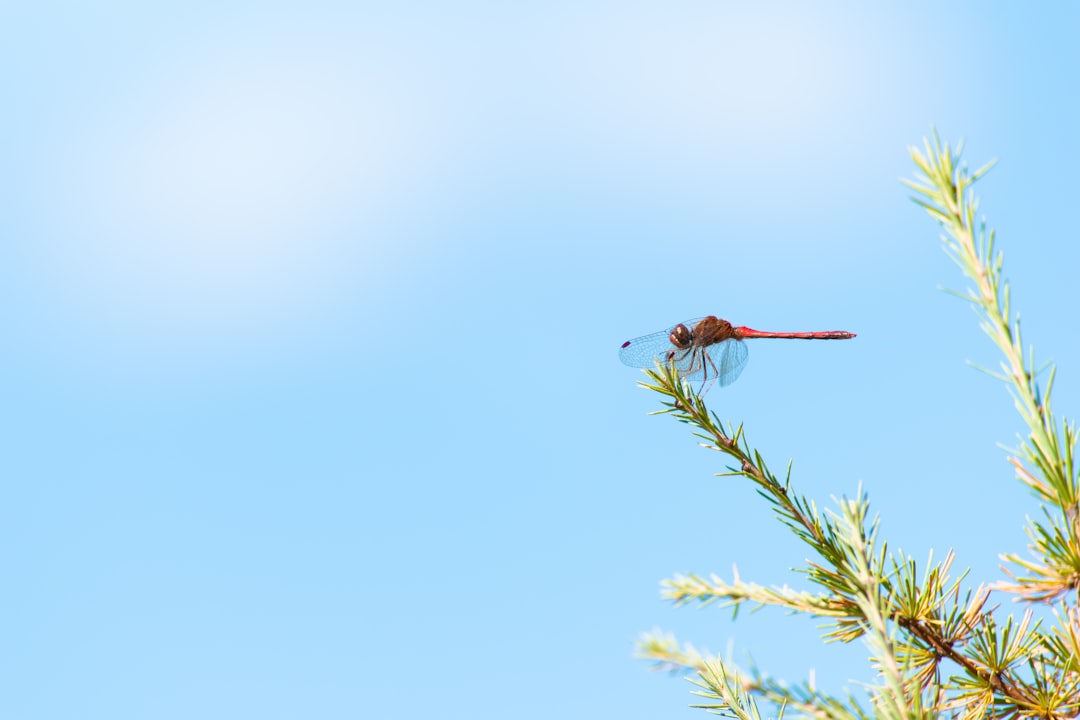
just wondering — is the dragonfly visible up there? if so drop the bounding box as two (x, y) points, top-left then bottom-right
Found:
(619, 316), (856, 390)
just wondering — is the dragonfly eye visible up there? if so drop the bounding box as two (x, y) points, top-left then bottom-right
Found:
(669, 324), (693, 349)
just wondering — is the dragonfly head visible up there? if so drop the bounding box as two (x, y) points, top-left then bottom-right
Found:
(668, 323), (693, 349)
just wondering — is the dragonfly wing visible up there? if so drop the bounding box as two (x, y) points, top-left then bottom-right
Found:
(618, 328), (673, 368)
(618, 318), (707, 369)
(715, 339), (748, 386)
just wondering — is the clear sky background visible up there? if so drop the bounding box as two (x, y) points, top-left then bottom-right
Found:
(2, 2), (1079, 719)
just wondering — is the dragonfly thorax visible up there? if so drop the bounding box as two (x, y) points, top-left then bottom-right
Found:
(686, 316), (737, 348)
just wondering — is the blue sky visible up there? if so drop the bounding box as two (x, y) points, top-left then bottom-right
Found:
(2, 2), (1079, 718)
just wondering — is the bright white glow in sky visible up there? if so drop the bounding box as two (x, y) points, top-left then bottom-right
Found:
(37, 32), (436, 349)
(588, 8), (854, 141)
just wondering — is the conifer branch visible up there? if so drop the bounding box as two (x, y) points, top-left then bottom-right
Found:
(904, 132), (1080, 602)
(632, 133), (1080, 717)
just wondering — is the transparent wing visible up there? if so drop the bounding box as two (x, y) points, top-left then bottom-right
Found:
(674, 339), (748, 384)
(714, 338), (749, 387)
(618, 318), (706, 368)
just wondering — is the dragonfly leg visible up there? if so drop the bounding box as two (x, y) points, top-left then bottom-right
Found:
(668, 347), (693, 373)
(698, 349), (720, 395)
